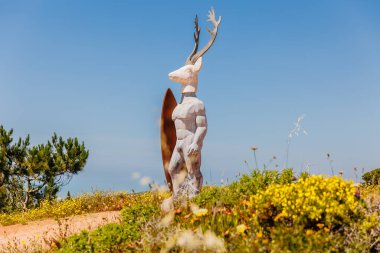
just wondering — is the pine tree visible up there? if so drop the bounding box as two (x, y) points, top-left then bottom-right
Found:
(0, 125), (89, 211)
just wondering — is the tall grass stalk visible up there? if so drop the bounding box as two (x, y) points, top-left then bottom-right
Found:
(327, 153), (335, 176)
(250, 146), (259, 169)
(285, 114), (307, 168)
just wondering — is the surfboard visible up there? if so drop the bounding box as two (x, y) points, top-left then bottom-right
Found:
(160, 88), (177, 192)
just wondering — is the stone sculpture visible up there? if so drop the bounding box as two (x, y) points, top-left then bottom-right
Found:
(161, 8), (221, 200)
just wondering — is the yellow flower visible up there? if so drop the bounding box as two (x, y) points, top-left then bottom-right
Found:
(192, 208), (208, 217)
(316, 223), (324, 229)
(21, 240), (26, 245)
(236, 224), (248, 234)
(274, 212), (286, 221)
(256, 231), (263, 238)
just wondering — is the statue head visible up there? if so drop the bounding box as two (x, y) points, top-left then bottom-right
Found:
(168, 57), (202, 93)
(168, 8), (221, 94)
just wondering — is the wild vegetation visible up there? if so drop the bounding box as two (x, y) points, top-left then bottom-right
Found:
(0, 125), (88, 212)
(0, 191), (162, 226)
(52, 169), (379, 253)
(362, 168), (380, 186)
(1, 124), (379, 252)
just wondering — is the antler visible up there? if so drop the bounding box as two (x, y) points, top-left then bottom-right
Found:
(187, 7), (221, 65)
(185, 15), (201, 65)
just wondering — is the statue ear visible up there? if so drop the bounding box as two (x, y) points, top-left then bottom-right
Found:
(193, 57), (203, 72)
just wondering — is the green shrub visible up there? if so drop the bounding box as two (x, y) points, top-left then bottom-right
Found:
(268, 225), (335, 253)
(57, 223), (133, 253)
(225, 225), (335, 253)
(193, 169), (295, 209)
(299, 171), (310, 180)
(192, 186), (238, 208)
(362, 168), (380, 186)
(57, 202), (160, 252)
(334, 211), (380, 252)
(228, 168), (294, 198)
(120, 203), (160, 226)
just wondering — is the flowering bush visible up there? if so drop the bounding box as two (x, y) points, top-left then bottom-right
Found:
(249, 176), (361, 227)
(53, 171), (379, 252)
(192, 168), (295, 209)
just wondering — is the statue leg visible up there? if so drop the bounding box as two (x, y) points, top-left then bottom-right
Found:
(184, 152), (203, 197)
(168, 147), (185, 196)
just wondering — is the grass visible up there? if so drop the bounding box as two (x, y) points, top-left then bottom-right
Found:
(1, 169), (379, 252)
(0, 191), (168, 226)
(53, 170), (379, 253)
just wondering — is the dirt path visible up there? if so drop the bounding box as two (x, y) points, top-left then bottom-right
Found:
(0, 211), (121, 252)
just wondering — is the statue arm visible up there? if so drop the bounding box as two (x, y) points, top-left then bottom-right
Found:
(187, 106), (207, 155)
(193, 114), (207, 147)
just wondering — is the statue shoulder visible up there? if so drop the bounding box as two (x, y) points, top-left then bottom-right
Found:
(191, 98), (205, 113)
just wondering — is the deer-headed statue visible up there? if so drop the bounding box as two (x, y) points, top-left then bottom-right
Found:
(161, 8), (221, 202)
(168, 9), (221, 94)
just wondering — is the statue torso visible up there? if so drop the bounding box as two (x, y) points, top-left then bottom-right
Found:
(172, 97), (204, 140)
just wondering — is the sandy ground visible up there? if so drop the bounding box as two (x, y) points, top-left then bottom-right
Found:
(0, 211), (120, 252)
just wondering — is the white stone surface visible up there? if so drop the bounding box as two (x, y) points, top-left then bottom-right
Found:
(168, 57), (202, 94)
(168, 57), (207, 198)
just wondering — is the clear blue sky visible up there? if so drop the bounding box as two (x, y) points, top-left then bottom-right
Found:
(1, 1), (379, 195)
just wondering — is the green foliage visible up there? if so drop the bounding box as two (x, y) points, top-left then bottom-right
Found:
(120, 203), (160, 226)
(58, 201), (161, 252)
(362, 168), (380, 186)
(335, 211), (380, 252)
(299, 171), (310, 180)
(193, 169), (295, 210)
(0, 126), (29, 212)
(228, 168), (294, 198)
(192, 186), (238, 208)
(0, 125), (88, 212)
(54, 171), (379, 252)
(58, 223), (132, 253)
(140, 174), (377, 252)
(268, 226), (335, 253)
